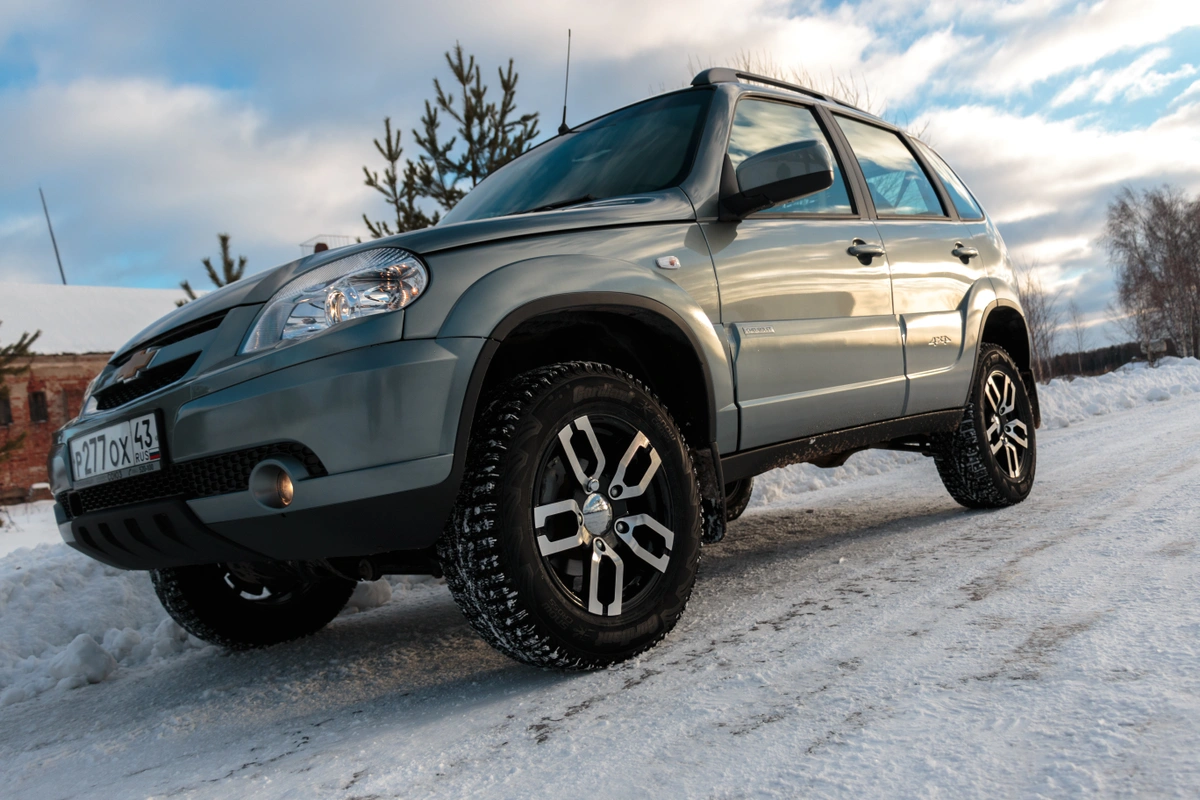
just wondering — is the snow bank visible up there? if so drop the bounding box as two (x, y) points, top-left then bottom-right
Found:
(0, 542), (444, 707)
(1037, 357), (1200, 429)
(0, 545), (209, 706)
(1, 502), (64, 557)
(750, 357), (1200, 510)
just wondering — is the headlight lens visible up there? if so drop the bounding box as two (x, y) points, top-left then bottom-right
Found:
(242, 248), (427, 354)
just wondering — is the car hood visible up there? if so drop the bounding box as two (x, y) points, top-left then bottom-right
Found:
(116, 188), (694, 361)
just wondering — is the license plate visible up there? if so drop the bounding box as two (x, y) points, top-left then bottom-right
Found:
(69, 414), (162, 488)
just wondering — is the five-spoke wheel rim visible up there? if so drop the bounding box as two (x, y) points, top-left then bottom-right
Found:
(983, 369), (1031, 480)
(532, 413), (674, 617)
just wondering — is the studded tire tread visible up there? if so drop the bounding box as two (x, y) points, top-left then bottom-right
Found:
(437, 361), (702, 670)
(150, 565), (355, 650)
(931, 344), (1036, 509)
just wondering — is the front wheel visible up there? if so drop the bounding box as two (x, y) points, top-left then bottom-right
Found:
(932, 344), (1037, 508)
(438, 362), (702, 670)
(151, 564), (355, 649)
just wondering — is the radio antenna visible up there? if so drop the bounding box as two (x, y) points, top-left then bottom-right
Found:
(558, 29), (572, 135)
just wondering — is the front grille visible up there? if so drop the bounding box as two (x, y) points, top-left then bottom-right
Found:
(94, 353), (199, 410)
(112, 311), (229, 368)
(59, 443), (327, 519)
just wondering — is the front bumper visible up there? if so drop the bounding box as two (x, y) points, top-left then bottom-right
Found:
(52, 336), (484, 569)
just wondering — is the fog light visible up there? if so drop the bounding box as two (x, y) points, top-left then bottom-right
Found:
(249, 458), (305, 510)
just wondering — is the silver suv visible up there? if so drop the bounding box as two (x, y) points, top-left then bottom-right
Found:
(50, 68), (1038, 669)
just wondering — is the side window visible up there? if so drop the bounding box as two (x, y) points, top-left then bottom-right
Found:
(0, 397), (11, 426)
(727, 99), (854, 215)
(835, 116), (945, 217)
(913, 140), (984, 220)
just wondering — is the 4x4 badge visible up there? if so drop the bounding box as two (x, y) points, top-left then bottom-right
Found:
(114, 347), (158, 383)
(928, 335), (952, 347)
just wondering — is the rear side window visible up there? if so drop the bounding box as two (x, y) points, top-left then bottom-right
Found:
(835, 116), (945, 217)
(727, 99), (854, 215)
(914, 140), (984, 220)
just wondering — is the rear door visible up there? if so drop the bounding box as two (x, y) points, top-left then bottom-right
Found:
(831, 115), (989, 416)
(912, 139), (1004, 281)
(704, 97), (905, 450)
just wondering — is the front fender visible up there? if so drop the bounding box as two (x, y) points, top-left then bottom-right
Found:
(439, 254), (737, 454)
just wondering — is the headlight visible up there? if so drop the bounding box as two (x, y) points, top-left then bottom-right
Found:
(80, 373), (101, 417)
(242, 247), (427, 354)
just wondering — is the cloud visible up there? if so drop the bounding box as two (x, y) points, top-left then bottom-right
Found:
(0, 78), (371, 287)
(1051, 48), (1197, 107)
(1175, 78), (1200, 104)
(923, 99), (1200, 226)
(978, 0), (1200, 94)
(1, 0), (1199, 342)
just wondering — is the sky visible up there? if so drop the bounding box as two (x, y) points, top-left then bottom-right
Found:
(1, 0), (1198, 347)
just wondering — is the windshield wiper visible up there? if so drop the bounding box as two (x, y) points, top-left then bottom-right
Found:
(516, 194), (596, 215)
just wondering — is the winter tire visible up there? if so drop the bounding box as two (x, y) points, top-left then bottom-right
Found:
(724, 478), (754, 522)
(437, 362), (703, 669)
(932, 344), (1036, 508)
(151, 564), (355, 649)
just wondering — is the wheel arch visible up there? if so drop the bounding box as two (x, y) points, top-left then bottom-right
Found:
(472, 295), (720, 449)
(979, 299), (1040, 427)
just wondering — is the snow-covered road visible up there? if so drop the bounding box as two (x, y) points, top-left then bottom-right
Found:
(2, 361), (1199, 798)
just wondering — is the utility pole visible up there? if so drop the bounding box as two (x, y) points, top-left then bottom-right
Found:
(39, 187), (67, 285)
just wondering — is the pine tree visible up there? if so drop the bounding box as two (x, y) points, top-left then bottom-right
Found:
(362, 43), (540, 238)
(0, 325), (40, 464)
(179, 233), (248, 307)
(362, 118), (439, 238)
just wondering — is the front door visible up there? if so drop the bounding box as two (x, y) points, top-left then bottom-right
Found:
(704, 97), (905, 451)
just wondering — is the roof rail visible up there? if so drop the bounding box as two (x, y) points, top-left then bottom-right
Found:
(691, 67), (867, 114)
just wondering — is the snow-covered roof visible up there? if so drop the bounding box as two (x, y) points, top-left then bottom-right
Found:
(0, 283), (184, 355)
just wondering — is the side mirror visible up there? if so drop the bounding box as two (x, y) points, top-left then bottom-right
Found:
(720, 139), (835, 221)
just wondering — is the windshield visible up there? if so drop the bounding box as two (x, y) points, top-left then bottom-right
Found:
(441, 89), (713, 223)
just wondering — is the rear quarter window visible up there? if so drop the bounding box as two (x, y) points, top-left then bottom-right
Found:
(914, 140), (985, 220)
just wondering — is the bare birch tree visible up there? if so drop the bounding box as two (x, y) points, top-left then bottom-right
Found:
(1013, 258), (1061, 382)
(1103, 185), (1200, 359)
(1066, 300), (1088, 375)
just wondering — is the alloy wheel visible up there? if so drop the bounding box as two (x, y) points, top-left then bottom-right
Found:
(983, 369), (1031, 480)
(533, 414), (675, 617)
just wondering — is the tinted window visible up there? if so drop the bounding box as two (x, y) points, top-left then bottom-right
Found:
(727, 99), (853, 215)
(443, 90), (713, 223)
(914, 140), (984, 220)
(836, 116), (945, 217)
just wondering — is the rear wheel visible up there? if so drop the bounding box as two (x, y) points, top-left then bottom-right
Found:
(438, 362), (702, 669)
(724, 477), (754, 521)
(932, 344), (1036, 508)
(151, 564), (354, 649)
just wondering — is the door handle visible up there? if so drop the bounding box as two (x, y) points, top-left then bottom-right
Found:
(847, 240), (885, 264)
(951, 243), (979, 263)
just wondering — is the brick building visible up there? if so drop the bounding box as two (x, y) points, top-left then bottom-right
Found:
(0, 283), (182, 502)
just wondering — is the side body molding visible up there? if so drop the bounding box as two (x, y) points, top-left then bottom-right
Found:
(438, 254), (738, 455)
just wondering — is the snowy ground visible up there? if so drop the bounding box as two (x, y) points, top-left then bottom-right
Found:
(2, 359), (1199, 798)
